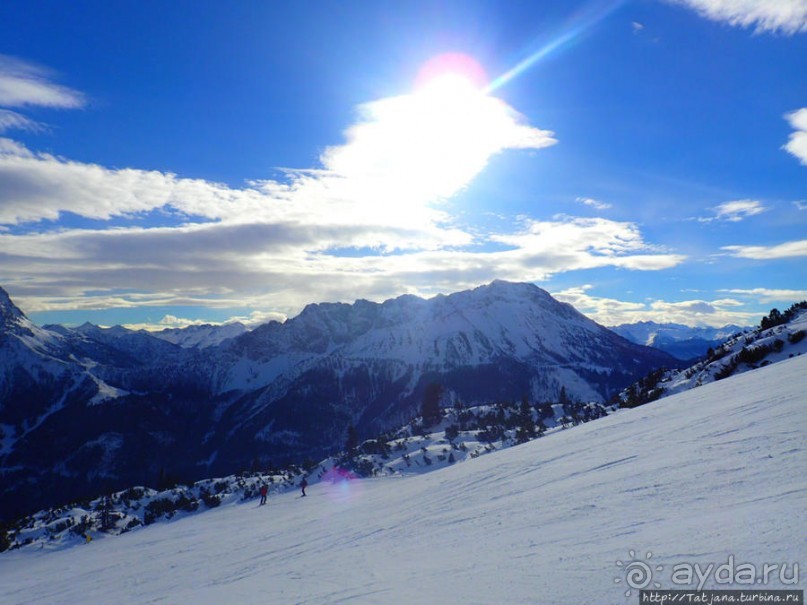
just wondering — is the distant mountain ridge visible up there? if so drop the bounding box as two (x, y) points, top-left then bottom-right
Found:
(616, 302), (807, 407)
(0, 280), (676, 521)
(149, 322), (248, 349)
(610, 320), (745, 360)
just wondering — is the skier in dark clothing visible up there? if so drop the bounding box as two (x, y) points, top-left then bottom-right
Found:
(300, 477), (308, 497)
(259, 484), (268, 505)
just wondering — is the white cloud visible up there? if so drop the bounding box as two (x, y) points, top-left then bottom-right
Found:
(321, 86), (556, 206)
(553, 285), (758, 327)
(784, 108), (807, 165)
(0, 143), (263, 225)
(632, 21), (646, 33)
(794, 200), (807, 210)
(721, 287), (807, 302)
(722, 239), (807, 259)
(697, 199), (767, 222)
(0, 80), (686, 320)
(0, 109), (43, 133)
(1, 215), (685, 319)
(576, 196), (612, 210)
(0, 55), (86, 109)
(667, 0), (807, 34)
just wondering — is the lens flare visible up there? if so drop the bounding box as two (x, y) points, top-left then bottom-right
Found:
(415, 52), (488, 92)
(487, 0), (628, 92)
(321, 467), (362, 503)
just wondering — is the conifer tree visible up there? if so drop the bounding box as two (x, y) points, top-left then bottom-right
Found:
(515, 395), (536, 443)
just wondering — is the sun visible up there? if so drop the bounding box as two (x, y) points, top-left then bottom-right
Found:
(322, 52), (553, 219)
(414, 52), (489, 93)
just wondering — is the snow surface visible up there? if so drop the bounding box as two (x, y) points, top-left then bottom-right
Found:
(2, 355), (805, 604)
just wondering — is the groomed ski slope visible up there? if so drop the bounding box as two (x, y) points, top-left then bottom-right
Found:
(2, 356), (805, 604)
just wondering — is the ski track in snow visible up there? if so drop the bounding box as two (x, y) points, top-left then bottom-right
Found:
(1, 356), (805, 604)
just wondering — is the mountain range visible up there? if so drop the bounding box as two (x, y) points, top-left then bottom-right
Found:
(0, 280), (677, 520)
(610, 321), (745, 360)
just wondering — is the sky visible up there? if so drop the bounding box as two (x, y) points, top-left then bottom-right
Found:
(0, 0), (805, 330)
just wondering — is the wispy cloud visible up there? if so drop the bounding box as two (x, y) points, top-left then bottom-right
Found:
(794, 200), (807, 210)
(722, 239), (807, 259)
(0, 55), (84, 137)
(552, 285), (758, 327)
(697, 199), (767, 223)
(0, 55), (86, 109)
(0, 109), (43, 133)
(784, 108), (807, 165)
(576, 196), (612, 210)
(667, 0), (807, 34)
(721, 287), (807, 302)
(631, 21), (645, 33)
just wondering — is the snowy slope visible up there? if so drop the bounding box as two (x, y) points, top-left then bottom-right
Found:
(2, 354), (804, 604)
(619, 307), (807, 406)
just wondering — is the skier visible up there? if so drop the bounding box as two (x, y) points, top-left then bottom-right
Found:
(259, 484), (268, 505)
(300, 477), (308, 497)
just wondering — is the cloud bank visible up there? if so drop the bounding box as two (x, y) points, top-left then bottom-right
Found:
(0, 77), (689, 319)
(553, 285), (759, 327)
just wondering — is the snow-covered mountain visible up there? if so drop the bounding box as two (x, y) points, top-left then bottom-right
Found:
(1, 353), (804, 604)
(617, 302), (807, 407)
(610, 320), (745, 360)
(149, 322), (248, 348)
(0, 281), (676, 522)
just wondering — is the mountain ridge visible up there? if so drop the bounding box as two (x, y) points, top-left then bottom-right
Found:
(0, 280), (676, 520)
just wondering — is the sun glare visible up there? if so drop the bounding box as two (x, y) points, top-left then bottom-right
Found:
(322, 52), (555, 227)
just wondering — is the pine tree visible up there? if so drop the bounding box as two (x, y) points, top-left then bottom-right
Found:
(515, 395), (536, 444)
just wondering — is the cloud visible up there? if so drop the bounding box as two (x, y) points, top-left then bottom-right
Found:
(0, 55), (85, 109)
(576, 196), (612, 210)
(722, 239), (807, 259)
(0, 55), (84, 154)
(697, 199), (767, 223)
(0, 79), (684, 320)
(784, 108), (807, 165)
(0, 143), (267, 225)
(794, 200), (807, 211)
(321, 89), (556, 205)
(0, 109), (43, 133)
(667, 0), (807, 34)
(632, 21), (646, 33)
(1, 215), (685, 319)
(553, 285), (758, 327)
(721, 287), (807, 302)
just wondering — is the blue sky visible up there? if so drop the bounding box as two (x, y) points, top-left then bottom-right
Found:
(0, 0), (805, 330)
